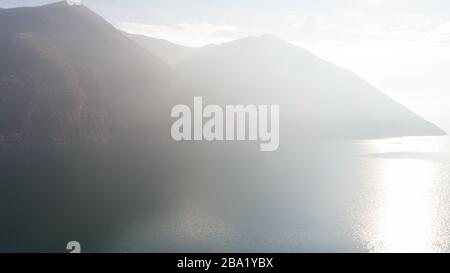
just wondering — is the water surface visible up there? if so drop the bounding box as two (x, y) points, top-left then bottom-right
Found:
(108, 136), (450, 253)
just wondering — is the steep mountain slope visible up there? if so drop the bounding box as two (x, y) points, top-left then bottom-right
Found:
(174, 35), (445, 139)
(0, 1), (173, 252)
(0, 1), (172, 147)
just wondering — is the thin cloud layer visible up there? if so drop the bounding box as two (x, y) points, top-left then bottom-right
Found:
(117, 22), (249, 47)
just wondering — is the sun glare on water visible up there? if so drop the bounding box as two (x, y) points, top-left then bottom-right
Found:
(359, 137), (450, 253)
(372, 159), (436, 252)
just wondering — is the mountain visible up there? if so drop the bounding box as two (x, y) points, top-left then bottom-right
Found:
(124, 32), (198, 65)
(0, 1), (443, 146)
(173, 34), (445, 139)
(0, 1), (174, 251)
(0, 1), (171, 148)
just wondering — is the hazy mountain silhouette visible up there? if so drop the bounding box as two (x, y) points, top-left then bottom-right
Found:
(124, 32), (199, 65)
(0, 1), (444, 147)
(172, 34), (445, 139)
(0, 1), (171, 148)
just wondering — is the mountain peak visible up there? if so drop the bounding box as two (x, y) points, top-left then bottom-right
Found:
(0, 0), (87, 13)
(44, 1), (83, 7)
(65, 0), (83, 6)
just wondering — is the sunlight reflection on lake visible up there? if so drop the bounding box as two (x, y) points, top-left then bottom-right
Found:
(357, 137), (450, 252)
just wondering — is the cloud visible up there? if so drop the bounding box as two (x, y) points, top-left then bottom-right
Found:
(286, 12), (447, 46)
(423, 21), (450, 46)
(116, 21), (245, 47)
(365, 0), (382, 5)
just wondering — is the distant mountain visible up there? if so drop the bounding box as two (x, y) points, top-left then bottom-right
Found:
(124, 32), (199, 65)
(0, 1), (171, 147)
(174, 35), (445, 139)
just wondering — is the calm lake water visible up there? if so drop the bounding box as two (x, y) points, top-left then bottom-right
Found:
(107, 136), (450, 253)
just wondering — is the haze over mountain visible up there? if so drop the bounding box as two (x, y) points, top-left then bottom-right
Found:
(124, 29), (445, 139)
(0, 1), (171, 148)
(0, 1), (445, 148)
(172, 35), (445, 139)
(124, 32), (199, 66)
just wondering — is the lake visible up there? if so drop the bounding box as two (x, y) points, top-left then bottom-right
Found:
(107, 136), (450, 253)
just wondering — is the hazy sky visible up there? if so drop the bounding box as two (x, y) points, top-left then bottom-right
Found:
(2, 0), (450, 131)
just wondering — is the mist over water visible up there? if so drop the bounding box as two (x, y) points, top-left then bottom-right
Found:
(102, 136), (450, 253)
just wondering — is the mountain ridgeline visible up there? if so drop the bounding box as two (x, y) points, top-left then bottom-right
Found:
(179, 35), (445, 139)
(127, 32), (445, 139)
(0, 1), (445, 149)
